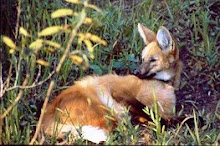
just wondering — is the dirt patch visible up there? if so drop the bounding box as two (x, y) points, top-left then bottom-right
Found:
(176, 48), (219, 115)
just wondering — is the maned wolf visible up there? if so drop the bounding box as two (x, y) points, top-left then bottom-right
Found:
(41, 24), (178, 144)
(134, 23), (183, 89)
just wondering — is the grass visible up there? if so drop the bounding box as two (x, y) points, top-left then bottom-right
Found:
(0, 0), (219, 145)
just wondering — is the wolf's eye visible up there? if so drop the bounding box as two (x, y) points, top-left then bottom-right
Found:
(150, 57), (157, 62)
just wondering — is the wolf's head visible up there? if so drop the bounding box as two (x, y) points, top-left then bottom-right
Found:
(134, 23), (179, 81)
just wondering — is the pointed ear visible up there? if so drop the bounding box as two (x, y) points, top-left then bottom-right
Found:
(138, 23), (156, 45)
(156, 26), (173, 52)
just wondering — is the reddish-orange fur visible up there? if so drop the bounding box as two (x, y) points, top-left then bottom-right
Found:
(41, 74), (176, 141)
(137, 24), (183, 89)
(41, 24), (181, 143)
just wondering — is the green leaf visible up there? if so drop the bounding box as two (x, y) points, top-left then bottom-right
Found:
(90, 64), (103, 75)
(113, 61), (124, 69)
(129, 63), (138, 70)
(128, 54), (139, 62)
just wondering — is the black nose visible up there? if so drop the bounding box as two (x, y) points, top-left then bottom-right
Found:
(133, 69), (140, 76)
